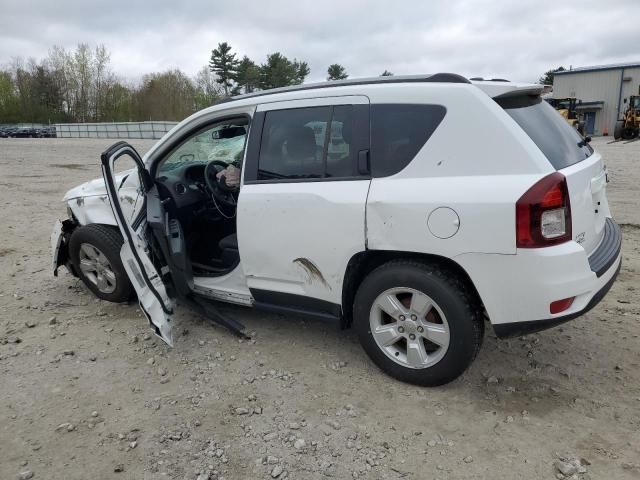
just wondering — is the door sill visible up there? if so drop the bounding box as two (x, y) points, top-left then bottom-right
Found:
(250, 289), (341, 322)
(192, 284), (254, 306)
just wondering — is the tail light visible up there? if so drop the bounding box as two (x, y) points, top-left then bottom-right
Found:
(516, 172), (571, 248)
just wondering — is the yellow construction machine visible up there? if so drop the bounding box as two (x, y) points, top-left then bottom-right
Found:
(546, 97), (585, 135)
(614, 92), (640, 140)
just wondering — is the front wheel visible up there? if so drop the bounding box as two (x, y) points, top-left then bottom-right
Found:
(622, 127), (637, 140)
(69, 224), (133, 302)
(354, 261), (484, 386)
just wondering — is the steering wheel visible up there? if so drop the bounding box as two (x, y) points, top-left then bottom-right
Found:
(204, 160), (238, 209)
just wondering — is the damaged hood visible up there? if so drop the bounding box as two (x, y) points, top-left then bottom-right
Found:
(63, 169), (136, 201)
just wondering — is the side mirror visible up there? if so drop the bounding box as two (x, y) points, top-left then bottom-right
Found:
(585, 136), (592, 143)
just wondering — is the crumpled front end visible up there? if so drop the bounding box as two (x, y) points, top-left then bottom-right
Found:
(51, 173), (126, 276)
(51, 218), (78, 276)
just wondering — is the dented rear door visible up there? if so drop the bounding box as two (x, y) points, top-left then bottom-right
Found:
(237, 96), (371, 312)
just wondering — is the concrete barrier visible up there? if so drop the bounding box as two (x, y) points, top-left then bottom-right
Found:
(54, 121), (178, 139)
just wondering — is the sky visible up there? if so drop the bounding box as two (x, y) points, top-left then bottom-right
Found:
(1, 0), (639, 84)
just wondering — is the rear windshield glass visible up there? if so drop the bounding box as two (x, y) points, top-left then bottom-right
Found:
(498, 96), (593, 170)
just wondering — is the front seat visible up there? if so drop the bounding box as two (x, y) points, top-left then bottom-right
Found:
(218, 233), (239, 269)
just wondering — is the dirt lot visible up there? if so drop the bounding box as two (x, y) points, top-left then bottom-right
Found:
(0, 137), (639, 480)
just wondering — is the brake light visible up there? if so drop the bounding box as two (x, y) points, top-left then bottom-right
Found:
(516, 172), (571, 248)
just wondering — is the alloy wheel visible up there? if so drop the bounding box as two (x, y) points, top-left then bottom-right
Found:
(78, 243), (117, 294)
(369, 287), (450, 369)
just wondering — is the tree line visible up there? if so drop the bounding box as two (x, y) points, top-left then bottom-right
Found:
(0, 41), (394, 124)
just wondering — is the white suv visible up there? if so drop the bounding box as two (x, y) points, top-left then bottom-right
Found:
(51, 74), (621, 386)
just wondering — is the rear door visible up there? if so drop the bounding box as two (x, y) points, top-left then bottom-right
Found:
(237, 96), (371, 314)
(101, 141), (174, 345)
(502, 98), (608, 255)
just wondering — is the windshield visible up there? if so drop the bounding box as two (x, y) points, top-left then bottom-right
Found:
(158, 120), (248, 174)
(631, 96), (640, 109)
(499, 96), (593, 170)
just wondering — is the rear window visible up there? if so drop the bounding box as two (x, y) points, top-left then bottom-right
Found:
(498, 96), (593, 170)
(370, 104), (446, 177)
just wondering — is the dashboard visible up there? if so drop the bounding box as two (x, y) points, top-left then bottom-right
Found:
(155, 162), (209, 210)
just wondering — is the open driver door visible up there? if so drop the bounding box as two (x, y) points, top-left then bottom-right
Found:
(100, 141), (174, 346)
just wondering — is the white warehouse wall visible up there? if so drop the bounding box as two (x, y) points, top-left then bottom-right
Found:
(553, 66), (640, 135)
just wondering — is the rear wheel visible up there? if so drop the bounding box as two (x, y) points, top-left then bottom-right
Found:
(354, 260), (484, 386)
(614, 121), (623, 140)
(69, 224), (133, 302)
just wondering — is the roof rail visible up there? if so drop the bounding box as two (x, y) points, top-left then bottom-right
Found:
(217, 73), (470, 104)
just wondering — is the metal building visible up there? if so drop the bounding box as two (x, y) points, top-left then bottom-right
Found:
(552, 62), (640, 136)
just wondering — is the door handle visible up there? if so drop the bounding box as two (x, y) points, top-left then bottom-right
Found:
(358, 149), (370, 175)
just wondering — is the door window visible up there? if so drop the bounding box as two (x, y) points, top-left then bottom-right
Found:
(257, 105), (354, 181)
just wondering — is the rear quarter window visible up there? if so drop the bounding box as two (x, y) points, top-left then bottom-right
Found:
(498, 95), (593, 170)
(370, 104), (446, 177)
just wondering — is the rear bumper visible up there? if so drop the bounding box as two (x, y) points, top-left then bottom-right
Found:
(492, 259), (620, 338)
(455, 217), (622, 337)
(588, 218), (621, 277)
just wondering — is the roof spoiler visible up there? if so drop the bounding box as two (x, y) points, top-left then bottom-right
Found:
(492, 84), (545, 99)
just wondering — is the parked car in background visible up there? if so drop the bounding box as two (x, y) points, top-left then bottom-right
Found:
(1, 126), (57, 138)
(51, 74), (621, 386)
(40, 126), (57, 138)
(11, 127), (38, 138)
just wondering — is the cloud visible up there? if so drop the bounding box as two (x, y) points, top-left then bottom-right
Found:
(0, 0), (638, 83)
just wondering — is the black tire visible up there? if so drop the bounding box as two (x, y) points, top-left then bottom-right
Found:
(69, 224), (133, 302)
(613, 121), (623, 140)
(354, 260), (484, 386)
(622, 127), (636, 140)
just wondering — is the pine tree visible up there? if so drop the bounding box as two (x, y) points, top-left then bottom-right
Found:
(327, 64), (348, 81)
(538, 67), (565, 85)
(259, 53), (310, 90)
(209, 42), (239, 96)
(233, 56), (261, 94)
(293, 60), (310, 84)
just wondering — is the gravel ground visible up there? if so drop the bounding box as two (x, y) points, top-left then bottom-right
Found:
(0, 137), (639, 480)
